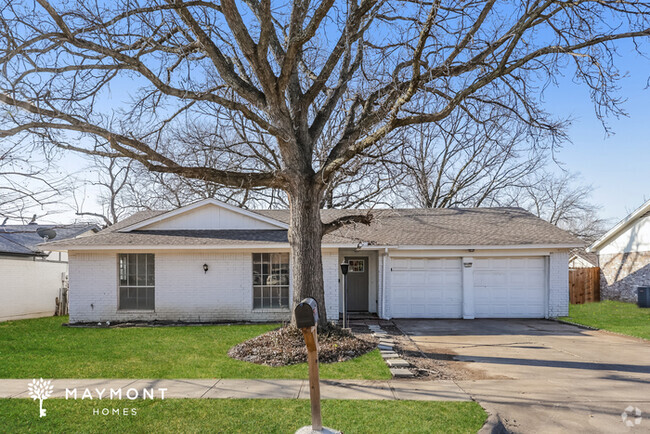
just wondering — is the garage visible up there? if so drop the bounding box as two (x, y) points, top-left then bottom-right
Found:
(388, 255), (548, 319)
(390, 258), (463, 318)
(473, 257), (546, 318)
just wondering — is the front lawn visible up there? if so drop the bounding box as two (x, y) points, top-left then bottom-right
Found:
(0, 399), (486, 433)
(560, 301), (650, 340)
(0, 317), (390, 380)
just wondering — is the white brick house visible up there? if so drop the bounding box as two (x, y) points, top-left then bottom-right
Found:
(43, 199), (582, 323)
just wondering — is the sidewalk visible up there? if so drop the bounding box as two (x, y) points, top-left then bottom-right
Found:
(0, 379), (470, 401)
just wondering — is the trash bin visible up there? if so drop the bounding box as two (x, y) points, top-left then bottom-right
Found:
(638, 287), (650, 308)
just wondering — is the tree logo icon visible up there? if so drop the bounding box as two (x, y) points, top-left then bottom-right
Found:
(27, 378), (54, 417)
(621, 406), (643, 427)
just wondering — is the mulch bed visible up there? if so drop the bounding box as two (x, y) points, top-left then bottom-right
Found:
(228, 325), (377, 366)
(381, 323), (503, 381)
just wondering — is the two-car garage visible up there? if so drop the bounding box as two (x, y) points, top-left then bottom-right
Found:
(389, 256), (547, 319)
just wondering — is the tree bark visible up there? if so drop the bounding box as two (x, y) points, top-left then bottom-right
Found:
(288, 178), (327, 324)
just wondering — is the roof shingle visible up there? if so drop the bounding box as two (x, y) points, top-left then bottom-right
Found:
(0, 224), (99, 256)
(42, 207), (582, 249)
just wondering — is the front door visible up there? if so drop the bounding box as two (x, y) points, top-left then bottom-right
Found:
(345, 256), (369, 311)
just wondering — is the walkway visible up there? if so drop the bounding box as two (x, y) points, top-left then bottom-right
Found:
(0, 378), (470, 401)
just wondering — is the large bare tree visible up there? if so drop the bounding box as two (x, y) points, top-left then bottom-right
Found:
(0, 140), (63, 221)
(393, 105), (550, 208)
(0, 0), (648, 319)
(502, 170), (608, 243)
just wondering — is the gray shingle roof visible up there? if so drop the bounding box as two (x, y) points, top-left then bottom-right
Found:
(42, 206), (582, 249)
(570, 248), (598, 266)
(0, 224), (99, 256)
(0, 234), (36, 255)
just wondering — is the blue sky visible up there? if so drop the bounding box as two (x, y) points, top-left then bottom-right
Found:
(20, 19), (650, 227)
(543, 42), (650, 224)
(48, 47), (650, 226)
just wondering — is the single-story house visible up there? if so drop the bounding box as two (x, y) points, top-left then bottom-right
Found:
(0, 222), (99, 321)
(588, 198), (650, 302)
(42, 199), (582, 323)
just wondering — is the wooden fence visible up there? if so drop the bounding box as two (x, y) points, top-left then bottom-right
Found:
(569, 267), (600, 304)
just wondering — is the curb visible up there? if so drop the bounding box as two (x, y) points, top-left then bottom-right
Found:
(553, 318), (599, 330)
(478, 411), (510, 434)
(554, 319), (650, 342)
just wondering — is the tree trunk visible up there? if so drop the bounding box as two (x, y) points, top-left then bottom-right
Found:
(288, 179), (327, 324)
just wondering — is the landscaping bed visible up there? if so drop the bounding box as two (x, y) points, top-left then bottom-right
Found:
(228, 324), (377, 366)
(383, 323), (505, 381)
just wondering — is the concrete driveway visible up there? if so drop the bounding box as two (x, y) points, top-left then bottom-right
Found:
(395, 319), (650, 434)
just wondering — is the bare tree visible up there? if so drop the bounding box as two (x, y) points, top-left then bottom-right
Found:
(394, 106), (549, 208)
(71, 156), (136, 226)
(502, 171), (607, 243)
(0, 141), (63, 222)
(124, 166), (288, 211)
(0, 0), (648, 319)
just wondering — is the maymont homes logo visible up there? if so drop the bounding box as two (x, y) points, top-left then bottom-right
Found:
(27, 378), (54, 417)
(27, 378), (167, 418)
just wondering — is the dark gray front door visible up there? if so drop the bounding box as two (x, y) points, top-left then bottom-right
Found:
(345, 256), (369, 311)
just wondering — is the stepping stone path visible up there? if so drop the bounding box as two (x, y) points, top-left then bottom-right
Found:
(380, 352), (399, 359)
(386, 359), (410, 368)
(389, 368), (414, 378)
(367, 323), (414, 378)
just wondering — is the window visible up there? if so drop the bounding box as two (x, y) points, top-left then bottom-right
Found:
(349, 259), (365, 272)
(253, 253), (289, 309)
(118, 254), (155, 310)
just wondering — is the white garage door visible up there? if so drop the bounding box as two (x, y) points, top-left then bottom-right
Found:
(474, 257), (546, 318)
(390, 258), (462, 318)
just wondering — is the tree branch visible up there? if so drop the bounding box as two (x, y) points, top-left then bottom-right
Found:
(322, 212), (373, 235)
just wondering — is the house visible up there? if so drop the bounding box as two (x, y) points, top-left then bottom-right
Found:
(588, 198), (650, 302)
(42, 199), (582, 323)
(569, 249), (598, 268)
(0, 222), (99, 321)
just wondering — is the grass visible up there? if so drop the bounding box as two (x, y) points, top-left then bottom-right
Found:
(560, 301), (650, 340)
(0, 399), (486, 433)
(0, 316), (390, 380)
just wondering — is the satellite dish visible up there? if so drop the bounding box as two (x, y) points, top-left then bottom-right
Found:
(36, 228), (57, 241)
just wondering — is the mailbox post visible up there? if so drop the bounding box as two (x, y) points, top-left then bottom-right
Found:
(294, 298), (324, 432)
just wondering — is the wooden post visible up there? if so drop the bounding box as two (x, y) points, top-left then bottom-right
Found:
(301, 326), (322, 431)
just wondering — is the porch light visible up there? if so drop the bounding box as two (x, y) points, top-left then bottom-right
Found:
(340, 262), (349, 275)
(203, 263), (209, 273)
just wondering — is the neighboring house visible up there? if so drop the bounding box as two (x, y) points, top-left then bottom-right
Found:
(42, 199), (582, 324)
(0, 223), (99, 321)
(569, 249), (598, 269)
(588, 198), (650, 302)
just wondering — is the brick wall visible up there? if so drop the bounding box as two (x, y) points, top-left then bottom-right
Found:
(599, 251), (650, 302)
(548, 251), (569, 317)
(69, 250), (340, 324)
(322, 250), (340, 321)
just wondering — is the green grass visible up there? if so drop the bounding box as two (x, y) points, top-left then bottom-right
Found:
(0, 399), (486, 433)
(0, 317), (390, 380)
(560, 301), (650, 340)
